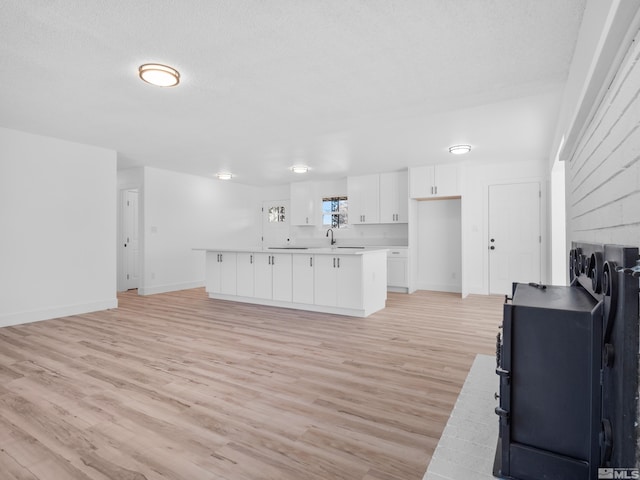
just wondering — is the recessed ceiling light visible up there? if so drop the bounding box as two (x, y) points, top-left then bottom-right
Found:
(448, 144), (471, 155)
(216, 172), (232, 180)
(138, 63), (180, 87)
(290, 165), (309, 174)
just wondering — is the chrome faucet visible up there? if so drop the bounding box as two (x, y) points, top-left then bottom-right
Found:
(326, 228), (336, 245)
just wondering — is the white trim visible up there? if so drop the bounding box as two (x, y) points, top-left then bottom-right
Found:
(138, 280), (205, 296)
(0, 299), (118, 328)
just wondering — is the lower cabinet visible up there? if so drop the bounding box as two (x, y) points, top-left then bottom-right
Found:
(206, 252), (237, 295)
(254, 253), (292, 302)
(236, 253), (254, 297)
(314, 255), (362, 309)
(292, 254), (315, 304)
(387, 248), (408, 290)
(204, 250), (386, 317)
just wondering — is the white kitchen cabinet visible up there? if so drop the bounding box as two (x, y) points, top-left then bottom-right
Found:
(292, 254), (314, 304)
(314, 254), (362, 309)
(379, 171), (408, 223)
(205, 251), (237, 295)
(236, 252), (254, 297)
(348, 174), (380, 224)
(254, 253), (292, 301)
(409, 164), (460, 198)
(290, 181), (318, 226)
(386, 248), (408, 291)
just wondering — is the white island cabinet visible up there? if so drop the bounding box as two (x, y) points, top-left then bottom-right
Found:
(206, 252), (237, 295)
(314, 254), (362, 309)
(254, 253), (292, 302)
(201, 248), (387, 317)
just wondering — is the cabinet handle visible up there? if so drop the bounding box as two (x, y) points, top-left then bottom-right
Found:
(333, 258), (336, 268)
(250, 254), (253, 264)
(272, 255), (275, 265)
(310, 257), (313, 267)
(430, 186), (433, 195)
(435, 185), (438, 195)
(337, 258), (340, 268)
(268, 256), (271, 265)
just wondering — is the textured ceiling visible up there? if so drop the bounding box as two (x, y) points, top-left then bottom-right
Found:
(0, 0), (586, 185)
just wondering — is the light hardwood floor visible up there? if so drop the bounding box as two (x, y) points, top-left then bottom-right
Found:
(0, 288), (504, 480)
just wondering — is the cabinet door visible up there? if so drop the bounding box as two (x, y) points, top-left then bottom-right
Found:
(271, 253), (292, 302)
(348, 174), (380, 224)
(314, 255), (337, 306)
(219, 252), (237, 295)
(380, 171), (408, 223)
(237, 253), (254, 297)
(205, 252), (222, 293)
(387, 257), (407, 287)
(292, 255), (314, 304)
(253, 253), (273, 299)
(290, 181), (317, 226)
(409, 166), (435, 198)
(434, 165), (459, 196)
(335, 255), (362, 309)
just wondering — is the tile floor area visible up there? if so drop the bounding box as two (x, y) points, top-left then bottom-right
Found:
(423, 354), (500, 480)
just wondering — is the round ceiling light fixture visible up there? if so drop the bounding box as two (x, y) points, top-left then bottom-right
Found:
(448, 144), (471, 155)
(290, 165), (309, 174)
(216, 172), (233, 180)
(138, 63), (180, 87)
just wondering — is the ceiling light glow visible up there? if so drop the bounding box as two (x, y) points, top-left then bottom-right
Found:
(139, 63), (180, 87)
(291, 165), (309, 174)
(216, 172), (232, 180)
(448, 144), (471, 155)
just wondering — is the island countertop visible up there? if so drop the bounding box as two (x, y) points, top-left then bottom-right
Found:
(195, 246), (389, 255)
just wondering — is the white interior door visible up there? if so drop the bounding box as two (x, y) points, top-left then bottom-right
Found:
(489, 182), (540, 295)
(261, 200), (290, 248)
(122, 189), (139, 290)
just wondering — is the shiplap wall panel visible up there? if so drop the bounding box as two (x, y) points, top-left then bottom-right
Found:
(568, 27), (640, 245)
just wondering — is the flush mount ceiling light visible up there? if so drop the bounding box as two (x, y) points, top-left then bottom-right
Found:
(216, 172), (232, 180)
(448, 144), (472, 155)
(290, 165), (309, 174)
(138, 63), (180, 87)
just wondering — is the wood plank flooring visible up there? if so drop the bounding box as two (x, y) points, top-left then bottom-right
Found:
(0, 288), (504, 480)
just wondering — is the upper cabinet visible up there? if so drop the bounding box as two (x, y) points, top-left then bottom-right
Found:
(409, 164), (460, 198)
(379, 170), (408, 223)
(348, 174), (380, 224)
(290, 181), (318, 226)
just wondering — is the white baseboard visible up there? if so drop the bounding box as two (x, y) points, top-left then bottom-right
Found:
(0, 298), (118, 328)
(138, 280), (204, 296)
(416, 283), (462, 293)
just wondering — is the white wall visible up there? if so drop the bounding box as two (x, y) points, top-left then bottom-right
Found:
(139, 167), (263, 295)
(416, 199), (461, 292)
(461, 159), (546, 296)
(0, 127), (117, 327)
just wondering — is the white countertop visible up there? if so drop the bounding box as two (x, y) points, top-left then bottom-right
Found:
(195, 246), (390, 255)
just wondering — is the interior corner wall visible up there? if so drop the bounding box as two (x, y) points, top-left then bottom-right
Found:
(139, 167), (262, 296)
(0, 127), (117, 327)
(565, 25), (640, 247)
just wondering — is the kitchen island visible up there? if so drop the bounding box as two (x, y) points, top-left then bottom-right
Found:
(199, 247), (388, 317)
